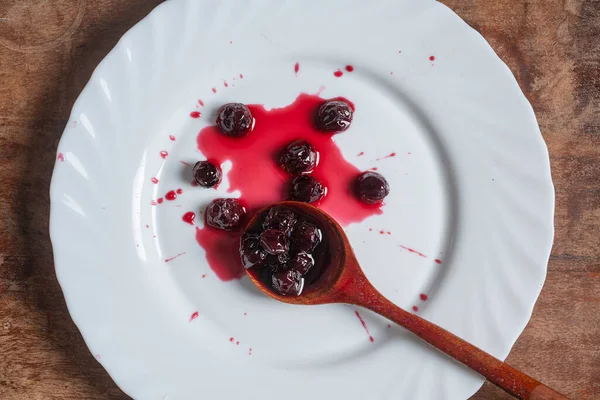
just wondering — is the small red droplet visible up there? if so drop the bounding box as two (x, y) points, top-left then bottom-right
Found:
(387, 324), (391, 328)
(151, 177), (159, 184)
(176, 188), (183, 194)
(249, 348), (252, 355)
(379, 230), (385, 235)
(160, 151), (168, 159)
(190, 311), (199, 321)
(202, 274), (207, 278)
(345, 65), (354, 72)
(190, 111), (201, 119)
(239, 73), (244, 79)
(229, 40), (232, 44)
(370, 167), (378, 171)
(430, 55), (435, 61)
(198, 100), (204, 106)
(182, 212), (196, 225)
(294, 62), (300, 74)
(369, 228), (373, 232)
(412, 306), (419, 312)
(236, 341), (239, 345)
(387, 231), (391, 235)
(224, 81), (229, 87)
(244, 312), (247, 316)
(165, 190), (177, 201)
(435, 259), (442, 264)
(212, 88), (217, 93)
(229, 337), (234, 342)
(57, 153), (65, 162)
(157, 198), (164, 204)
(169, 135), (176, 141)
(151, 200), (157, 206)
(334, 70), (343, 77)
(357, 151), (364, 156)
(420, 294), (429, 301)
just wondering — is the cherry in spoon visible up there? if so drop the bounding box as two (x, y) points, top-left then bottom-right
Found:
(243, 201), (567, 400)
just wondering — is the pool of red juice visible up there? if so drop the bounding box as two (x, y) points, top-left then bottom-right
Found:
(195, 93), (382, 281)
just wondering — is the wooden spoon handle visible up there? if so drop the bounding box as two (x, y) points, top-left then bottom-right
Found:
(346, 294), (567, 399)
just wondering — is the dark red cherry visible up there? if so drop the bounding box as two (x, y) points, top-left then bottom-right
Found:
(239, 233), (267, 269)
(288, 252), (314, 276)
(260, 229), (290, 255)
(279, 140), (318, 175)
(262, 206), (297, 234)
(290, 175), (326, 204)
(205, 198), (246, 231)
(216, 103), (253, 137)
(292, 220), (322, 253)
(355, 171), (390, 204)
(315, 100), (353, 132)
(193, 161), (222, 188)
(271, 270), (304, 296)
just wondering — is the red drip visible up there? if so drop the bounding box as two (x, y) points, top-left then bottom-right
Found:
(355, 311), (374, 342)
(165, 252), (186, 263)
(420, 294), (429, 301)
(294, 62), (300, 75)
(182, 212), (196, 225)
(190, 311), (199, 321)
(169, 135), (176, 141)
(57, 153), (65, 162)
(165, 190), (177, 201)
(334, 70), (343, 77)
(345, 65), (354, 72)
(151, 177), (159, 184)
(160, 151), (168, 159)
(190, 111), (201, 119)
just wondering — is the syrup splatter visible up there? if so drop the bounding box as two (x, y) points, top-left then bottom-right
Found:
(224, 81), (229, 88)
(160, 151), (168, 159)
(435, 259), (442, 264)
(57, 153), (65, 162)
(357, 151), (364, 156)
(412, 306), (419, 312)
(169, 135), (176, 141)
(355, 311), (374, 342)
(334, 69), (343, 77)
(182, 212), (196, 225)
(198, 100), (204, 106)
(398, 244), (427, 258)
(430, 55), (436, 61)
(294, 62), (299, 75)
(151, 177), (159, 184)
(420, 294), (429, 301)
(345, 65), (354, 72)
(190, 311), (199, 321)
(376, 152), (396, 161)
(180, 160), (191, 166)
(165, 252), (186, 263)
(190, 111), (201, 119)
(165, 190), (177, 201)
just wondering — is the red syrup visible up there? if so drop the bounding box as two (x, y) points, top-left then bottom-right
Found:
(194, 93), (383, 281)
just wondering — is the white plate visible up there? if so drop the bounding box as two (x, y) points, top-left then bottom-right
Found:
(49, 0), (554, 399)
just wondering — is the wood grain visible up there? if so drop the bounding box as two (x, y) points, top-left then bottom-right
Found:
(0, 1), (598, 399)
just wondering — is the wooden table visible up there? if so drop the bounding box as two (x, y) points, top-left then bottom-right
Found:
(0, 1), (598, 398)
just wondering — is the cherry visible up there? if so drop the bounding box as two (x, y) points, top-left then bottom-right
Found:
(271, 270), (304, 296)
(239, 233), (267, 269)
(279, 140), (318, 175)
(315, 100), (353, 132)
(288, 251), (314, 276)
(290, 175), (326, 204)
(193, 160), (222, 188)
(205, 198), (246, 231)
(260, 229), (290, 255)
(292, 220), (322, 253)
(355, 171), (390, 204)
(216, 103), (254, 137)
(262, 206), (297, 234)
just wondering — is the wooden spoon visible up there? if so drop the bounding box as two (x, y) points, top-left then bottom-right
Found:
(244, 201), (568, 400)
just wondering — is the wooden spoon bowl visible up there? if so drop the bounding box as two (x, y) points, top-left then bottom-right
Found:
(244, 201), (568, 400)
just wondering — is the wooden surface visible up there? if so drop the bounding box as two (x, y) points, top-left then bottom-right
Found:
(0, 0), (598, 398)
